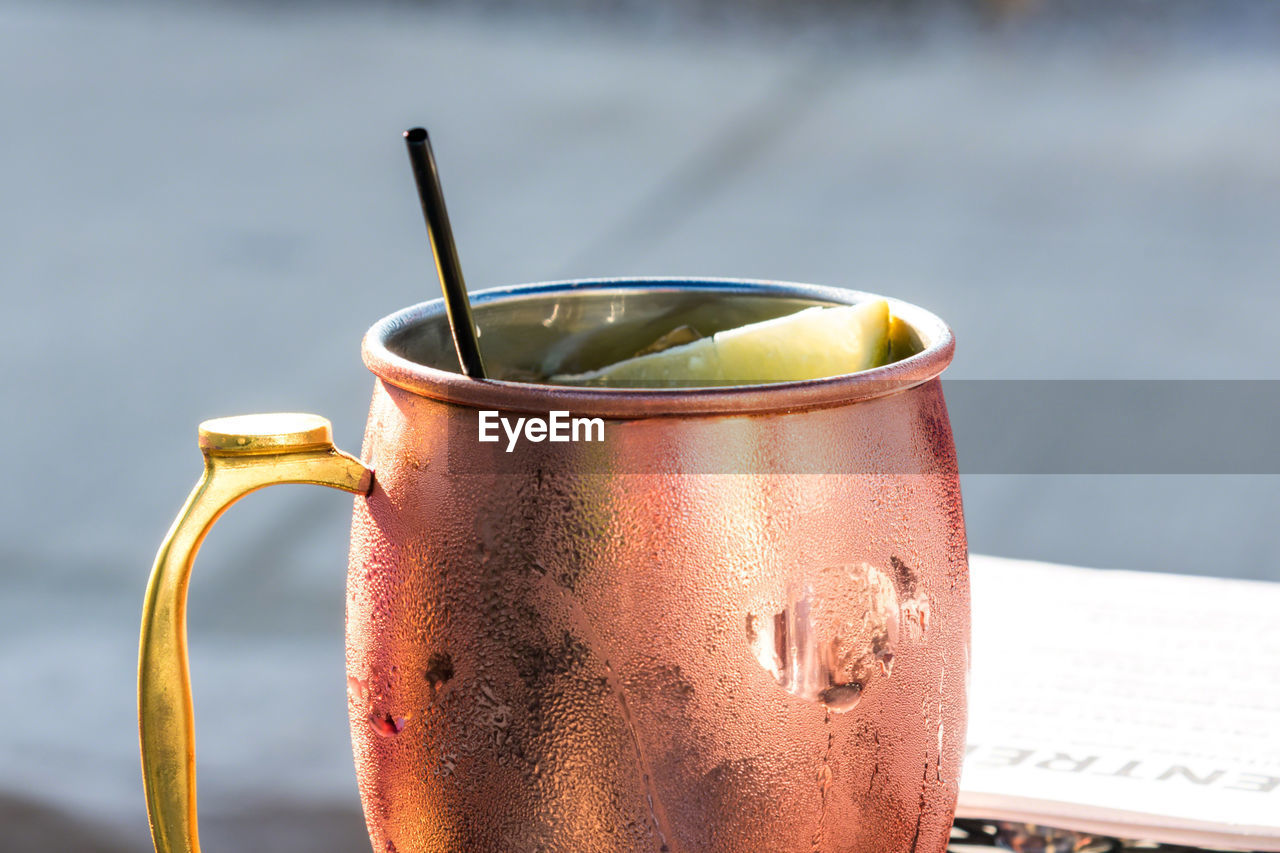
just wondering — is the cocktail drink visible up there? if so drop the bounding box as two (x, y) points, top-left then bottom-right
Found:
(140, 278), (967, 853)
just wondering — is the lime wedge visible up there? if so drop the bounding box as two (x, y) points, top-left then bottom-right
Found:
(549, 299), (891, 387)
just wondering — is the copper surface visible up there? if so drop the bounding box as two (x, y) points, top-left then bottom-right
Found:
(346, 279), (969, 852)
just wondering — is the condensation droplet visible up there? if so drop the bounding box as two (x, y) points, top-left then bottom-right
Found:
(370, 711), (409, 737)
(816, 763), (833, 788)
(819, 683), (864, 713)
(424, 652), (454, 695)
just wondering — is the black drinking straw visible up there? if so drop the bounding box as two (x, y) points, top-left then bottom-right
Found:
(403, 127), (487, 379)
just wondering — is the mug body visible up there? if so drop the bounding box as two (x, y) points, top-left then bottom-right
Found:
(346, 279), (968, 853)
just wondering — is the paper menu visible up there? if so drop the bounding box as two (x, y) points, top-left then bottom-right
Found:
(959, 554), (1280, 851)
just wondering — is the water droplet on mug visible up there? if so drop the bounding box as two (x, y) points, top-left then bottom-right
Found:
(816, 762), (834, 789)
(347, 675), (368, 702)
(370, 712), (409, 737)
(819, 683), (863, 713)
(424, 652), (454, 696)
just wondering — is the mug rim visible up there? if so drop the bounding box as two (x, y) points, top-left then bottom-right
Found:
(362, 277), (955, 417)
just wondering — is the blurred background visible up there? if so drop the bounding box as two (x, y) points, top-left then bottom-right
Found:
(3, 0), (1278, 849)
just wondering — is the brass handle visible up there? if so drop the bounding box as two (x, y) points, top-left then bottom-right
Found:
(138, 414), (372, 853)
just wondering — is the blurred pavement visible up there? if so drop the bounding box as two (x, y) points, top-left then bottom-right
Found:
(2, 0), (1279, 848)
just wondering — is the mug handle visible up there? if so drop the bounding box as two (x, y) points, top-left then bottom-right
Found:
(138, 414), (372, 853)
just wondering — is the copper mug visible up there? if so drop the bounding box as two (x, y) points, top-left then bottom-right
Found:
(139, 278), (968, 853)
